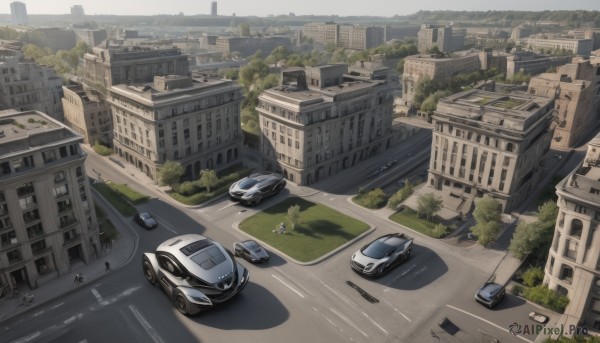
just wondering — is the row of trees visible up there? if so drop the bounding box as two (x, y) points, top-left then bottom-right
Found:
(158, 161), (219, 194)
(22, 41), (90, 76)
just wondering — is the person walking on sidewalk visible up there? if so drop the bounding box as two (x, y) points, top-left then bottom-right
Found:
(105, 261), (111, 272)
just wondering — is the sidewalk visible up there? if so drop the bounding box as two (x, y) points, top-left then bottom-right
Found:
(0, 191), (137, 324)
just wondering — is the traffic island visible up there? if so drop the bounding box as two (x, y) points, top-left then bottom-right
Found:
(239, 197), (370, 263)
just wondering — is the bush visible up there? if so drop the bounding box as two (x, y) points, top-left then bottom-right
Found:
(94, 141), (113, 156)
(355, 188), (388, 209)
(522, 268), (544, 287)
(433, 223), (448, 238)
(387, 181), (414, 209)
(178, 181), (201, 196)
(511, 284), (524, 296)
(523, 285), (569, 313)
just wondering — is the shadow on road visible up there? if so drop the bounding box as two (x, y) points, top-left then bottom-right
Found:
(193, 282), (289, 330)
(492, 294), (527, 311)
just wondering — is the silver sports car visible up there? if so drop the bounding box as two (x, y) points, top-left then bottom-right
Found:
(351, 233), (413, 276)
(233, 240), (269, 263)
(142, 234), (249, 315)
(229, 171), (286, 206)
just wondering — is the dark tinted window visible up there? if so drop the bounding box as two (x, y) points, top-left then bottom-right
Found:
(239, 178), (258, 189)
(190, 245), (226, 270)
(362, 241), (393, 259)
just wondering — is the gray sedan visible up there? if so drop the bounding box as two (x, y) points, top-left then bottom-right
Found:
(233, 240), (269, 263)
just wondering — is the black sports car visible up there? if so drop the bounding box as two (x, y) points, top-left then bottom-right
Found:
(233, 240), (269, 263)
(351, 233), (414, 276)
(142, 234), (249, 315)
(134, 212), (157, 229)
(229, 172), (286, 206)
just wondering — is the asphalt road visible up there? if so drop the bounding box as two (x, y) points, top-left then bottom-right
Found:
(1, 128), (546, 343)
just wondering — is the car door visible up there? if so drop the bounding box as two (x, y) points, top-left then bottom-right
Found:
(242, 246), (252, 260)
(157, 254), (183, 298)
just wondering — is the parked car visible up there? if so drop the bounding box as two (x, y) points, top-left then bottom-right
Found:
(351, 233), (414, 276)
(386, 159), (398, 168)
(134, 212), (157, 229)
(142, 234), (249, 315)
(233, 240), (269, 263)
(229, 171), (286, 206)
(475, 282), (505, 308)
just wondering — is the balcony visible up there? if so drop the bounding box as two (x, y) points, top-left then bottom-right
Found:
(59, 218), (78, 230)
(32, 246), (52, 256)
(63, 233), (82, 246)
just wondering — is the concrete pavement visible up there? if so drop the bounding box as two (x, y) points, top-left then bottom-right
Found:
(0, 189), (137, 324)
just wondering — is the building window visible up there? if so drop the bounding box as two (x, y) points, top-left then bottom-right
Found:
(59, 146), (68, 158)
(571, 219), (583, 238)
(280, 135), (285, 144)
(53, 184), (68, 197)
(19, 195), (37, 210)
(559, 265), (573, 283)
(564, 240), (578, 260)
(42, 150), (56, 163)
(575, 204), (587, 214)
(54, 171), (66, 184)
(17, 182), (35, 197)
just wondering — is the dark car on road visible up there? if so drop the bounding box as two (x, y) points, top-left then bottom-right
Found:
(475, 282), (505, 308)
(229, 171), (286, 206)
(134, 212), (157, 229)
(142, 234), (249, 315)
(351, 233), (414, 276)
(233, 240), (269, 263)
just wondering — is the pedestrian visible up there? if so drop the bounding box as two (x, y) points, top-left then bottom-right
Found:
(74, 273), (80, 285)
(105, 261), (111, 272)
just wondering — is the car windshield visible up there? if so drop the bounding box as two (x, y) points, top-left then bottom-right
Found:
(140, 213), (151, 219)
(362, 241), (393, 259)
(238, 178), (258, 189)
(479, 284), (502, 300)
(244, 241), (260, 250)
(190, 245), (227, 270)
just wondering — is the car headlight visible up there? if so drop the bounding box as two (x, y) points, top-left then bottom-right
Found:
(189, 295), (211, 305)
(365, 263), (375, 271)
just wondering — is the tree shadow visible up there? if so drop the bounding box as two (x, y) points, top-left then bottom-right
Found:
(292, 220), (358, 241)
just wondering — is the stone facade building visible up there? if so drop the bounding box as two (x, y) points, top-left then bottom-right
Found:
(417, 24), (465, 53)
(426, 89), (555, 214)
(0, 110), (99, 293)
(522, 37), (593, 56)
(302, 23), (385, 50)
(214, 36), (292, 57)
(0, 48), (64, 121)
(107, 75), (243, 182)
(402, 50), (481, 107)
(544, 133), (600, 332)
(257, 62), (394, 185)
(62, 83), (112, 146)
(82, 46), (189, 95)
(528, 58), (600, 149)
(506, 51), (573, 79)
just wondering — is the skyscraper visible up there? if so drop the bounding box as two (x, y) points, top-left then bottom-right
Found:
(211, 2), (217, 16)
(10, 1), (28, 25)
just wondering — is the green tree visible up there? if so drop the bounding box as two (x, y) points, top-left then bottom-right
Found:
(412, 76), (437, 109)
(387, 180), (413, 209)
(522, 267), (544, 287)
(286, 205), (302, 231)
(395, 59), (405, 74)
(509, 201), (558, 259)
(198, 169), (219, 194)
(420, 90), (451, 113)
(470, 196), (502, 246)
(93, 141), (113, 156)
(416, 192), (442, 221)
(159, 161), (184, 188)
(359, 188), (388, 209)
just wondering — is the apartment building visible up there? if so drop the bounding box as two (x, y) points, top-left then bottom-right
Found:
(0, 110), (99, 293)
(214, 36), (292, 57)
(544, 133), (600, 332)
(257, 62), (394, 185)
(417, 24), (465, 53)
(73, 29), (107, 48)
(528, 58), (600, 149)
(62, 83), (113, 146)
(506, 51), (572, 79)
(427, 89), (555, 214)
(10, 1), (27, 25)
(107, 75), (243, 182)
(402, 50), (481, 107)
(0, 48), (64, 121)
(522, 37), (593, 56)
(302, 23), (385, 50)
(82, 46), (189, 94)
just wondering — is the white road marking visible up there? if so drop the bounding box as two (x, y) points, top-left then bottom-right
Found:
(272, 274), (304, 298)
(313, 308), (354, 342)
(217, 202), (237, 211)
(129, 305), (165, 343)
(382, 300), (412, 323)
(50, 303), (64, 310)
(273, 267), (313, 296)
(446, 305), (533, 343)
(91, 288), (103, 303)
(412, 266), (427, 276)
(321, 281), (360, 309)
(77, 340), (88, 343)
(32, 311), (44, 317)
(11, 331), (40, 343)
(64, 316), (77, 325)
(330, 307), (368, 337)
(385, 263), (417, 289)
(361, 311), (389, 335)
(154, 217), (177, 234)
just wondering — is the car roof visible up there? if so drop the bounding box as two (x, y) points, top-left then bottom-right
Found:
(478, 282), (503, 296)
(156, 234), (235, 281)
(376, 233), (411, 247)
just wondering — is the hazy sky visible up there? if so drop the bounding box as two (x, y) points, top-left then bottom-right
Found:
(6, 0), (600, 17)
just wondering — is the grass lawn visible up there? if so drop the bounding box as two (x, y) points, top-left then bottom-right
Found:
(239, 197), (370, 262)
(106, 181), (149, 205)
(389, 207), (447, 238)
(93, 182), (137, 216)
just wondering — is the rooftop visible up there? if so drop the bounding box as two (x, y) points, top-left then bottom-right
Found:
(559, 132), (600, 207)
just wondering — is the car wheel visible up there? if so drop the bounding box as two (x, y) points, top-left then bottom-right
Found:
(143, 261), (156, 284)
(175, 293), (189, 315)
(376, 265), (385, 275)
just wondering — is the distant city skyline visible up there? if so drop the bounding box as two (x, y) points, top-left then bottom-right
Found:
(4, 0), (600, 17)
